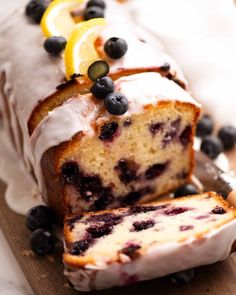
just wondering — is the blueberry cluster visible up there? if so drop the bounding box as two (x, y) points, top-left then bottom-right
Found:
(89, 37), (128, 115)
(83, 0), (106, 21)
(25, 205), (56, 255)
(196, 114), (236, 159)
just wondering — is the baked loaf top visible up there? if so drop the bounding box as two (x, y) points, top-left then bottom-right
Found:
(64, 192), (236, 291)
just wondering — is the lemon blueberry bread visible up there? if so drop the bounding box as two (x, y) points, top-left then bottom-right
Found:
(63, 192), (236, 291)
(31, 72), (200, 217)
(0, 0), (197, 218)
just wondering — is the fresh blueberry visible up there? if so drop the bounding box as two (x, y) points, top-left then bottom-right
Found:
(218, 125), (236, 150)
(196, 114), (214, 137)
(25, 0), (48, 23)
(87, 60), (109, 82)
(200, 136), (223, 159)
(86, 0), (106, 9)
(29, 229), (55, 255)
(90, 76), (114, 99)
(61, 162), (79, 184)
(169, 269), (195, 284)
(174, 184), (199, 198)
(44, 36), (67, 56)
(83, 6), (104, 20)
(104, 92), (128, 115)
(25, 205), (55, 231)
(104, 37), (128, 59)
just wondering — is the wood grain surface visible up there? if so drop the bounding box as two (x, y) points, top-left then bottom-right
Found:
(1, 174), (236, 295)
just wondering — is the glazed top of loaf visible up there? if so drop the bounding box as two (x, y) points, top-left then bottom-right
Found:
(0, 0), (187, 166)
(31, 72), (200, 195)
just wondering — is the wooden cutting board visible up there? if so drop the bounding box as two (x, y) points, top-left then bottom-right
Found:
(0, 150), (236, 295)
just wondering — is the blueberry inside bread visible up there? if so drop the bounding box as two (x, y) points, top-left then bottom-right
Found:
(55, 72), (200, 215)
(63, 192), (236, 291)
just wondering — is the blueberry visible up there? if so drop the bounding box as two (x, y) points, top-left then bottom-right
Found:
(44, 36), (67, 56)
(212, 206), (226, 214)
(70, 239), (91, 255)
(104, 92), (128, 115)
(196, 114), (214, 137)
(29, 229), (55, 255)
(104, 37), (128, 59)
(25, 205), (55, 231)
(90, 76), (114, 99)
(132, 220), (155, 232)
(83, 6), (104, 20)
(99, 121), (119, 141)
(25, 0), (48, 23)
(218, 125), (236, 150)
(61, 162), (79, 184)
(169, 269), (195, 284)
(87, 60), (109, 82)
(87, 224), (113, 238)
(86, 0), (106, 9)
(174, 184), (199, 198)
(200, 136), (223, 159)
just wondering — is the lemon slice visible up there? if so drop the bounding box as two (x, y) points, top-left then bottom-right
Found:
(41, 0), (85, 39)
(64, 18), (107, 80)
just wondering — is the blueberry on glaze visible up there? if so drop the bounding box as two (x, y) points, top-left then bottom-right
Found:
(211, 206), (226, 215)
(132, 220), (155, 231)
(90, 76), (115, 100)
(218, 126), (236, 150)
(174, 184), (199, 198)
(120, 244), (141, 259)
(87, 223), (113, 238)
(83, 6), (105, 20)
(180, 125), (192, 146)
(69, 238), (92, 255)
(99, 121), (119, 141)
(25, 0), (48, 23)
(25, 205), (55, 231)
(61, 162), (79, 184)
(196, 114), (214, 137)
(44, 36), (67, 56)
(87, 60), (109, 82)
(115, 159), (139, 184)
(169, 269), (195, 284)
(145, 162), (168, 180)
(200, 136), (223, 159)
(104, 92), (128, 116)
(86, 0), (106, 9)
(29, 229), (55, 256)
(104, 37), (128, 59)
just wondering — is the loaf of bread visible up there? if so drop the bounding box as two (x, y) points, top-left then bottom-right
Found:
(64, 192), (236, 291)
(32, 72), (200, 217)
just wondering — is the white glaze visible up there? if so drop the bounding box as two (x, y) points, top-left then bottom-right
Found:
(0, 130), (43, 215)
(31, 72), (199, 196)
(64, 218), (236, 291)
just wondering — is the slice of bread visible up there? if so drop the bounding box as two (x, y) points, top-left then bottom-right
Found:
(63, 192), (236, 291)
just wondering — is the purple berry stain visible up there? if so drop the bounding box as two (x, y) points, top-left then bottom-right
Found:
(99, 121), (119, 142)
